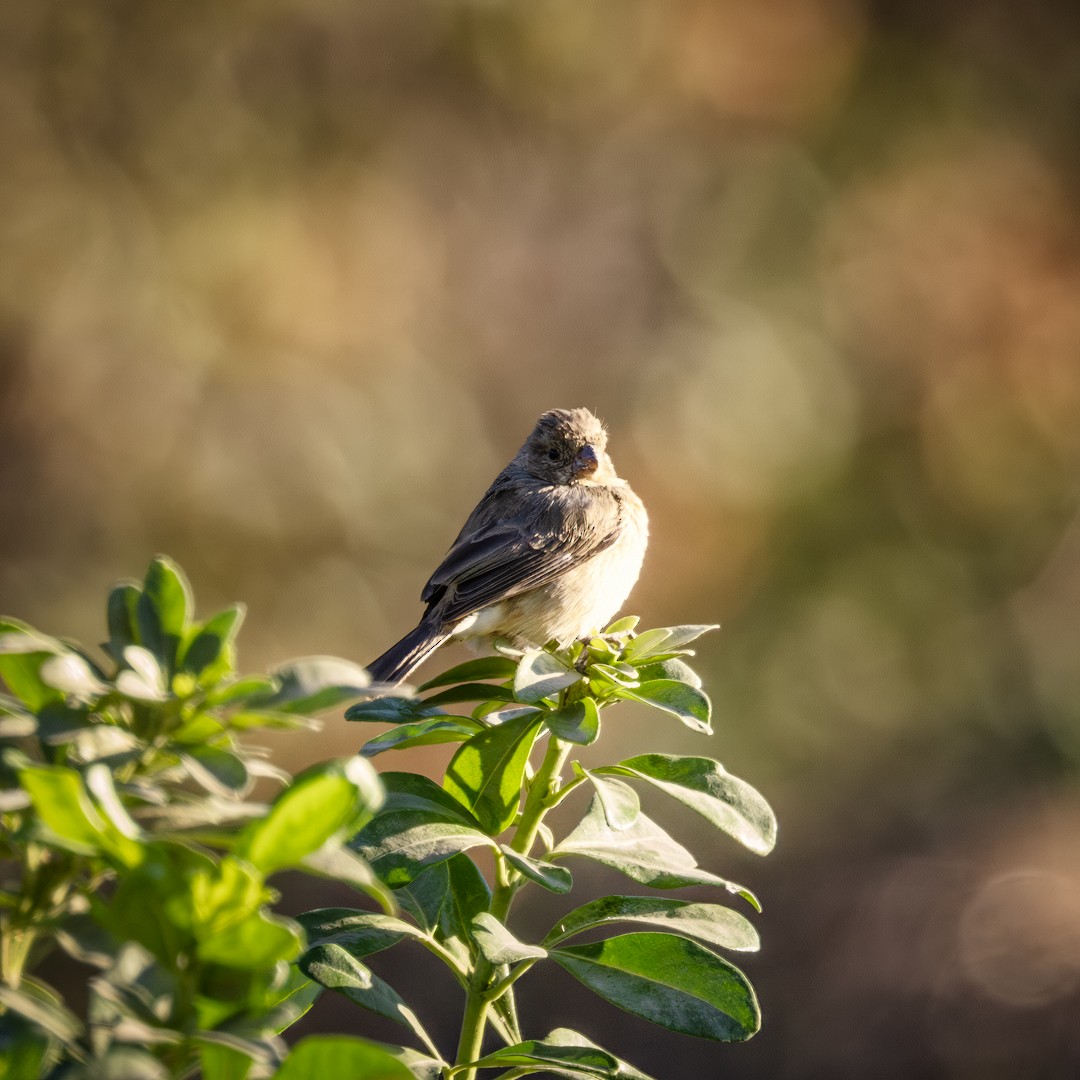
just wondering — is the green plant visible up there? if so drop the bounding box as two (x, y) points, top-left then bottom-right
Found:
(0, 557), (396, 1079)
(304, 617), (777, 1079)
(1, 559), (776, 1080)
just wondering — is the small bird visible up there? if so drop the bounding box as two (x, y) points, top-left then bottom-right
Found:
(365, 408), (648, 685)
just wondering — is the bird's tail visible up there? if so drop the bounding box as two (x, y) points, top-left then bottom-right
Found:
(365, 618), (449, 686)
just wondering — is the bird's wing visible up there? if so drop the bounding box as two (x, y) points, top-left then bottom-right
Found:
(420, 479), (623, 624)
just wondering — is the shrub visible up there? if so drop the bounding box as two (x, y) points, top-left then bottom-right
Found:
(1, 559), (775, 1079)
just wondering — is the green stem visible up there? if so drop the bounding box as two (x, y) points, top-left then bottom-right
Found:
(452, 735), (571, 1079)
(0, 921), (35, 989)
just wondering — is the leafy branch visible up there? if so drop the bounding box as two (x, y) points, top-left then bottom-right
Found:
(1, 561), (777, 1080)
(322, 617), (777, 1078)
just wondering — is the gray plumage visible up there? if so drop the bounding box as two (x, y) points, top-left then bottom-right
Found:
(365, 408), (648, 685)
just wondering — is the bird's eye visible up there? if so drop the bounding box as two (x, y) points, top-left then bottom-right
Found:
(546, 448), (560, 462)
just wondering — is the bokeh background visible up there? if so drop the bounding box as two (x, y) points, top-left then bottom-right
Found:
(3, 1), (1080, 1075)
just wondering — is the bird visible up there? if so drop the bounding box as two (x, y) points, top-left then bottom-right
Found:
(365, 407), (648, 685)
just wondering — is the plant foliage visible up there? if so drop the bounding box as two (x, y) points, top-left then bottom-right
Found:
(329, 619), (777, 1078)
(1, 562), (777, 1080)
(0, 558), (392, 1078)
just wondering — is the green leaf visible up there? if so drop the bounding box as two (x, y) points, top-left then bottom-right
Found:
(199, 1040), (255, 1080)
(0, 711), (36, 738)
(198, 910), (303, 968)
(617, 680), (712, 735)
(635, 657), (702, 688)
(300, 844), (394, 911)
(353, 810), (495, 889)
(299, 944), (439, 1055)
(360, 717), (482, 757)
(582, 771), (639, 830)
(55, 912), (123, 968)
(351, 776), (493, 888)
(271, 1036), (416, 1080)
(0, 1010), (50, 1080)
(464, 1026), (656, 1079)
(397, 852), (491, 958)
(137, 555), (192, 667)
(623, 625), (718, 662)
(545, 698), (600, 746)
(256, 967), (324, 1036)
(553, 796), (756, 897)
(84, 762), (142, 842)
(513, 650), (582, 704)
(344, 696), (438, 724)
(208, 675), (278, 707)
(297, 909), (418, 956)
(255, 656), (371, 714)
(418, 656), (517, 691)
(543, 896), (759, 952)
(443, 713), (542, 834)
(107, 581), (142, 660)
(181, 604), (245, 678)
(116, 645), (167, 702)
(0, 619), (64, 711)
(180, 745), (252, 797)
(552, 932), (759, 1041)
(471, 913), (546, 964)
(227, 708), (319, 732)
(500, 845), (573, 894)
(39, 652), (109, 699)
(0, 621), (63, 655)
(236, 758), (383, 875)
(17, 762), (143, 865)
(604, 615), (641, 635)
(603, 754), (777, 856)
(421, 683), (516, 708)
(72, 1047), (172, 1078)
(0, 977), (84, 1049)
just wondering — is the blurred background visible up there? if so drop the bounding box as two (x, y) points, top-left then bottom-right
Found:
(3, 0), (1080, 1075)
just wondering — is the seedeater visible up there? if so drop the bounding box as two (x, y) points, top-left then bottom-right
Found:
(365, 408), (648, 685)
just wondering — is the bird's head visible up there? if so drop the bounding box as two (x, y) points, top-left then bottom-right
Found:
(522, 408), (616, 485)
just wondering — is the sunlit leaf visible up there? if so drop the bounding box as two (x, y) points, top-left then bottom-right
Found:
(617, 680), (712, 735)
(297, 909), (419, 956)
(0, 977), (84, 1048)
(421, 683), (516, 708)
(298, 945), (439, 1056)
(624, 625), (718, 662)
(582, 771), (639, 830)
(602, 754), (777, 856)
(117, 645), (167, 702)
(17, 762), (143, 865)
(236, 758), (383, 874)
(197, 910), (303, 969)
(418, 656), (517, 691)
(360, 717), (481, 757)
(471, 913), (546, 964)
(180, 745), (251, 797)
(137, 556), (192, 667)
(545, 698), (600, 745)
(344, 696), (436, 724)
(551, 933), (759, 1041)
(443, 712), (541, 834)
(254, 657), (371, 714)
(181, 604), (245, 678)
(271, 1035), (416, 1080)
(553, 796), (756, 899)
(514, 649), (582, 704)
(464, 1027), (655, 1080)
(543, 895), (759, 953)
(500, 845), (573, 894)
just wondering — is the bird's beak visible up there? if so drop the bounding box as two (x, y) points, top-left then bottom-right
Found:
(573, 444), (599, 478)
